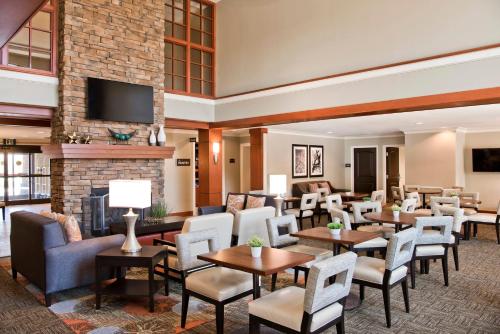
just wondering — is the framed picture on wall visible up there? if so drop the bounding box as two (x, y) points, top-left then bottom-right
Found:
(292, 144), (308, 178)
(309, 145), (324, 177)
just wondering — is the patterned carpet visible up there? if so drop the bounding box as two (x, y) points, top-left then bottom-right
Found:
(0, 225), (499, 334)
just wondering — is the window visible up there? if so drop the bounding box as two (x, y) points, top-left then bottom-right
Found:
(165, 0), (215, 98)
(0, 0), (57, 75)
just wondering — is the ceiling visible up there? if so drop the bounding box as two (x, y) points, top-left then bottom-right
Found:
(0, 125), (50, 141)
(264, 104), (500, 138)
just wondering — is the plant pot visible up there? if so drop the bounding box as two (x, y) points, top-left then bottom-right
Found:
(250, 246), (262, 258)
(329, 228), (341, 236)
(393, 211), (400, 218)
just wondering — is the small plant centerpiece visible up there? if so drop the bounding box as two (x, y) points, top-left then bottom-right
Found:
(327, 218), (343, 236)
(391, 204), (401, 218)
(362, 196), (371, 202)
(145, 201), (169, 225)
(449, 191), (459, 198)
(247, 235), (264, 258)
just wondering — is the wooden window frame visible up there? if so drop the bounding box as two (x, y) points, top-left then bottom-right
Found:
(0, 0), (58, 77)
(165, 0), (215, 99)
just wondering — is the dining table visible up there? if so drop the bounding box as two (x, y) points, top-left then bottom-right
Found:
(339, 192), (370, 201)
(363, 210), (430, 232)
(418, 189), (443, 208)
(197, 245), (314, 299)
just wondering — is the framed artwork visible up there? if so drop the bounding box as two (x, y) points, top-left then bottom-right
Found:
(309, 145), (324, 177)
(292, 144), (308, 178)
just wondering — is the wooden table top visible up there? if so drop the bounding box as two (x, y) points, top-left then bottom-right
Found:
(97, 246), (166, 259)
(363, 211), (428, 226)
(283, 196), (301, 202)
(418, 189), (443, 195)
(291, 227), (379, 245)
(339, 192), (370, 200)
(197, 245), (314, 276)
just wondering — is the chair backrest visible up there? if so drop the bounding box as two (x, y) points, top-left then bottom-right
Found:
(430, 196), (459, 215)
(460, 192), (480, 208)
(325, 194), (342, 212)
(433, 204), (465, 233)
(235, 206), (275, 246)
(176, 228), (220, 271)
(266, 214), (299, 247)
(404, 184), (420, 192)
(442, 188), (460, 197)
(303, 252), (357, 314)
(371, 190), (385, 203)
(316, 187), (330, 202)
(419, 186), (443, 197)
(300, 193), (318, 211)
(182, 213), (233, 255)
(415, 216), (453, 245)
(385, 227), (417, 271)
(330, 208), (352, 230)
(405, 191), (421, 207)
(352, 201), (382, 224)
(391, 186), (404, 201)
(401, 198), (417, 213)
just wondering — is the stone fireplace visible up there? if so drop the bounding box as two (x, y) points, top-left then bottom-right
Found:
(50, 0), (167, 221)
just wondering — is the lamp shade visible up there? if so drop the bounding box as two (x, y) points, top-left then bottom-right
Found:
(269, 174), (287, 196)
(109, 180), (151, 209)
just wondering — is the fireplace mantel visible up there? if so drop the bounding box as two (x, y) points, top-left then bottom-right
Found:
(41, 144), (175, 159)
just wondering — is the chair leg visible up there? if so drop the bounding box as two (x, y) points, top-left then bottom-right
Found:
(402, 278), (410, 313)
(382, 285), (391, 328)
(410, 260), (416, 289)
(249, 314), (260, 334)
(310, 215), (315, 228)
(419, 260), (425, 274)
(496, 222), (500, 245)
(304, 269), (309, 286)
(181, 290), (189, 328)
(294, 269), (299, 284)
(299, 217), (303, 230)
(452, 245), (459, 271)
(336, 317), (345, 334)
(359, 284), (365, 302)
(45, 293), (52, 307)
(473, 223), (478, 237)
(425, 260), (430, 274)
(442, 255), (449, 287)
(271, 273), (277, 291)
(215, 304), (224, 334)
(12, 268), (17, 280)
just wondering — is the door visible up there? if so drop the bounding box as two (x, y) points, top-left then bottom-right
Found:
(386, 147), (400, 201)
(354, 147), (377, 193)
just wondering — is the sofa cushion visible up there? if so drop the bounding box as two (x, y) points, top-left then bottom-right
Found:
(41, 211), (82, 243)
(309, 183), (319, 193)
(246, 195), (266, 209)
(226, 194), (245, 214)
(319, 182), (331, 194)
(186, 267), (253, 301)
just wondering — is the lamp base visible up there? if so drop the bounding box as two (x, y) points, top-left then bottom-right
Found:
(121, 208), (142, 253)
(274, 197), (284, 217)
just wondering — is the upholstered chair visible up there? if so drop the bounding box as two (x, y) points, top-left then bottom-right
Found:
(353, 228), (417, 328)
(285, 193), (318, 230)
(248, 252), (357, 334)
(176, 229), (253, 334)
(391, 186), (404, 205)
(352, 201), (394, 238)
(430, 196), (460, 215)
(234, 206), (275, 247)
(467, 200), (500, 244)
(401, 198), (417, 213)
(322, 193), (344, 222)
(442, 188), (459, 197)
(460, 192), (480, 216)
(411, 216), (453, 289)
(403, 184), (420, 193)
(315, 187), (331, 221)
(371, 190), (385, 203)
(153, 213), (233, 279)
(266, 215), (331, 291)
(330, 208), (387, 255)
(406, 191), (423, 209)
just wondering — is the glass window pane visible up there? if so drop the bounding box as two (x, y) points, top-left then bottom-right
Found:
(174, 0), (184, 9)
(173, 60), (186, 75)
(203, 82), (212, 96)
(165, 57), (172, 74)
(32, 11), (51, 30)
(0, 177), (4, 201)
(202, 51), (212, 66)
(190, 14), (201, 30)
(191, 63), (201, 78)
(32, 30), (51, 50)
(32, 176), (50, 199)
(174, 24), (186, 39)
(173, 76), (186, 90)
(173, 44), (186, 59)
(31, 50), (51, 71)
(202, 4), (213, 18)
(190, 0), (201, 14)
(166, 0), (173, 5)
(203, 66), (212, 81)
(8, 46), (30, 67)
(191, 28), (201, 44)
(8, 153), (30, 175)
(202, 18), (212, 33)
(165, 42), (173, 56)
(174, 8), (185, 24)
(202, 33), (212, 47)
(191, 48), (201, 63)
(8, 177), (30, 200)
(165, 74), (173, 89)
(33, 153), (50, 175)
(165, 5), (173, 21)
(10, 28), (29, 47)
(165, 21), (173, 36)
(191, 79), (201, 94)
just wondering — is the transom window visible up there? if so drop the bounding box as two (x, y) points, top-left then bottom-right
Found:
(165, 0), (215, 98)
(0, 0), (57, 75)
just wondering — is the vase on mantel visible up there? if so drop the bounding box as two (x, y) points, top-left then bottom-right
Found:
(157, 125), (166, 146)
(149, 128), (157, 146)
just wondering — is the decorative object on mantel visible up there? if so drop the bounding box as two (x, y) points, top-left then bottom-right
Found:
(82, 135), (92, 144)
(67, 132), (80, 144)
(109, 179), (152, 253)
(108, 128), (136, 144)
(144, 200), (170, 225)
(157, 124), (166, 146)
(149, 128), (157, 146)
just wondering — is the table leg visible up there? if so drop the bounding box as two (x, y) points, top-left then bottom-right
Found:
(422, 193), (427, 209)
(148, 265), (155, 312)
(252, 274), (260, 299)
(95, 259), (101, 310)
(164, 254), (169, 296)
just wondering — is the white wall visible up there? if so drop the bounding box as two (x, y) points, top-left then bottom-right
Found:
(0, 70), (58, 106)
(223, 136), (241, 197)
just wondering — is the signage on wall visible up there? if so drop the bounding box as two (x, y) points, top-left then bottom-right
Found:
(229, 158), (235, 163)
(189, 137), (197, 143)
(2, 139), (16, 146)
(345, 163), (351, 168)
(176, 159), (191, 166)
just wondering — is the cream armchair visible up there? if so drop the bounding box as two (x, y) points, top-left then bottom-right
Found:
(234, 206), (275, 247)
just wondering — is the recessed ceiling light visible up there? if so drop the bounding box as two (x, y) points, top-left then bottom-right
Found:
(327, 131), (333, 134)
(416, 122), (424, 125)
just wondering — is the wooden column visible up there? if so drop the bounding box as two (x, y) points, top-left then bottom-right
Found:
(198, 128), (223, 206)
(249, 128), (268, 191)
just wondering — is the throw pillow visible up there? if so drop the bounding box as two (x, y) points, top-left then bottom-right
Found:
(246, 195), (266, 209)
(226, 194), (245, 214)
(319, 182), (331, 194)
(39, 210), (82, 243)
(308, 183), (319, 193)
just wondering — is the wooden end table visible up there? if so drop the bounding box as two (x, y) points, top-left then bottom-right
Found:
(109, 216), (186, 239)
(95, 246), (168, 312)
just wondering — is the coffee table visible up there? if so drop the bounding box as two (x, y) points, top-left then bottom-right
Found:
(198, 245), (314, 299)
(109, 215), (186, 238)
(95, 246), (168, 312)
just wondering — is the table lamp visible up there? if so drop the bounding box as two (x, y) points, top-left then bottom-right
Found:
(269, 174), (287, 217)
(109, 179), (151, 253)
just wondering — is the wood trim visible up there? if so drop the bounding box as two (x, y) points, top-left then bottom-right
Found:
(0, 103), (53, 119)
(169, 211), (193, 217)
(249, 128), (267, 191)
(41, 144), (175, 159)
(0, 117), (50, 127)
(164, 117), (209, 130)
(198, 128), (222, 206)
(210, 87), (500, 129)
(217, 43), (500, 99)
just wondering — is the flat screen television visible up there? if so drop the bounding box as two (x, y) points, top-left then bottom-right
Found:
(87, 77), (154, 124)
(472, 148), (500, 172)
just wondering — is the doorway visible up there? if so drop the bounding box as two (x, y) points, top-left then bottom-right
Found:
(353, 147), (377, 193)
(240, 143), (250, 193)
(383, 145), (405, 202)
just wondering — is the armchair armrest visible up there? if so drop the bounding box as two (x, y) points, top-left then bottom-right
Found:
(198, 205), (226, 215)
(153, 238), (176, 247)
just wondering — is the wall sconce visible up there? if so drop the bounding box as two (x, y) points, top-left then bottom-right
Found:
(212, 141), (220, 164)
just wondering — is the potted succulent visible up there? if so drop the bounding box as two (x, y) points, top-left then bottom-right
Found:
(391, 204), (401, 218)
(327, 218), (343, 236)
(145, 201), (169, 224)
(247, 235), (264, 258)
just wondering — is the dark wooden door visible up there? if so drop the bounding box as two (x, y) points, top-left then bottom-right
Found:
(354, 147), (377, 193)
(386, 147), (400, 201)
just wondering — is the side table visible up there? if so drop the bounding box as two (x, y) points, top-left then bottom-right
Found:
(95, 246), (167, 312)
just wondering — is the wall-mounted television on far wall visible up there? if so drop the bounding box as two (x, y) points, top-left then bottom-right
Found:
(87, 77), (154, 124)
(472, 148), (500, 172)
